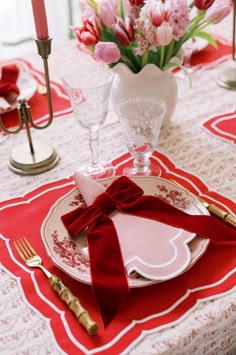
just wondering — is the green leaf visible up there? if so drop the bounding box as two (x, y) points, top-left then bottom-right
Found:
(119, 45), (141, 72)
(146, 50), (160, 67)
(194, 32), (218, 49)
(100, 27), (117, 42)
(188, 1), (194, 9)
(120, 0), (124, 19)
(163, 62), (192, 88)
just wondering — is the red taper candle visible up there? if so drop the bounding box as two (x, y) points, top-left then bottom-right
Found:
(31, 0), (49, 39)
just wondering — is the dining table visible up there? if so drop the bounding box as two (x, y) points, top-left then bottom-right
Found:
(0, 13), (236, 355)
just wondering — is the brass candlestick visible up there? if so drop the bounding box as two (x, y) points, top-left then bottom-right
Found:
(0, 37), (60, 175)
(217, 1), (236, 90)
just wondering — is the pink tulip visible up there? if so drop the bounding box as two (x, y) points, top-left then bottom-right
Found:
(156, 22), (173, 46)
(99, 1), (117, 28)
(205, 2), (231, 24)
(113, 17), (135, 46)
(194, 0), (215, 10)
(94, 42), (121, 64)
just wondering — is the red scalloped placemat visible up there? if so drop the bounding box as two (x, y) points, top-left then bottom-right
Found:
(0, 152), (235, 354)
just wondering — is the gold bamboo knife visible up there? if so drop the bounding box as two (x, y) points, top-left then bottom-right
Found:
(171, 180), (236, 229)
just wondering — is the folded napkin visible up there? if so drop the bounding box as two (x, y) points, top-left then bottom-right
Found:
(0, 64), (20, 110)
(73, 172), (198, 281)
(61, 173), (236, 327)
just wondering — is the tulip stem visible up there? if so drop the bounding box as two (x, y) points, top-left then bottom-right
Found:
(165, 40), (175, 65)
(159, 46), (165, 69)
(141, 51), (149, 68)
(120, 55), (137, 72)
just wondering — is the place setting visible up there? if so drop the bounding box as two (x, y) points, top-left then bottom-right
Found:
(176, 34), (233, 75)
(0, 59), (72, 131)
(1, 148), (235, 349)
(38, 65), (235, 330)
(39, 159), (236, 331)
(0, 63), (37, 114)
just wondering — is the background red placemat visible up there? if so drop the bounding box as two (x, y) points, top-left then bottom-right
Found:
(190, 36), (232, 68)
(203, 110), (236, 145)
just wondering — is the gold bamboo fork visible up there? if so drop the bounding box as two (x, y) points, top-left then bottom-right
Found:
(14, 237), (98, 335)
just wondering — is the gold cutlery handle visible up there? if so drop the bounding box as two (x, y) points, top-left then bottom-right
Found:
(49, 275), (98, 335)
(207, 204), (236, 229)
(224, 214), (236, 229)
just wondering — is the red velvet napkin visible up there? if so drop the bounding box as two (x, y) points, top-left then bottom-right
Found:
(61, 176), (236, 327)
(0, 64), (20, 102)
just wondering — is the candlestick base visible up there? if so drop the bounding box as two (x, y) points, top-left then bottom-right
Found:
(217, 64), (236, 90)
(8, 140), (60, 175)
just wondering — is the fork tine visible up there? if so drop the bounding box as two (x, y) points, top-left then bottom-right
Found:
(14, 240), (27, 262)
(14, 237), (37, 261)
(22, 237), (37, 256)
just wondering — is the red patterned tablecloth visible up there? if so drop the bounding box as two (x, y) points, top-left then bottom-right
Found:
(1, 25), (236, 354)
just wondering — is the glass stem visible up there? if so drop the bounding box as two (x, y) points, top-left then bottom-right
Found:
(89, 129), (100, 169)
(133, 157), (150, 172)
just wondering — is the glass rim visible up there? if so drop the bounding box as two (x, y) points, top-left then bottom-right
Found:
(61, 65), (114, 90)
(115, 96), (167, 116)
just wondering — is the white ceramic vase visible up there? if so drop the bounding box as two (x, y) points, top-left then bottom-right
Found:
(111, 63), (178, 127)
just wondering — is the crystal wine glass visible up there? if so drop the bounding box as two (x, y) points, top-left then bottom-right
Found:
(61, 65), (115, 179)
(115, 96), (166, 176)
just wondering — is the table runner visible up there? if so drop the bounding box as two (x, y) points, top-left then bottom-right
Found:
(0, 152), (235, 354)
(0, 58), (72, 130)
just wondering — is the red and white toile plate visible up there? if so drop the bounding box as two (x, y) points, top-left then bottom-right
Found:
(41, 176), (210, 288)
(0, 70), (37, 114)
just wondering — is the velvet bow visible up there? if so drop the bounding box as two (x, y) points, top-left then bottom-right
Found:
(0, 64), (20, 100)
(61, 176), (236, 327)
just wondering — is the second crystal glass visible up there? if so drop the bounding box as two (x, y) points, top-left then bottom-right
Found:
(61, 65), (114, 179)
(115, 97), (166, 176)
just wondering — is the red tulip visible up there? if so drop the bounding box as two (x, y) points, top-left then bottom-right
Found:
(113, 17), (135, 46)
(72, 9), (101, 47)
(129, 0), (145, 6)
(194, 0), (215, 10)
